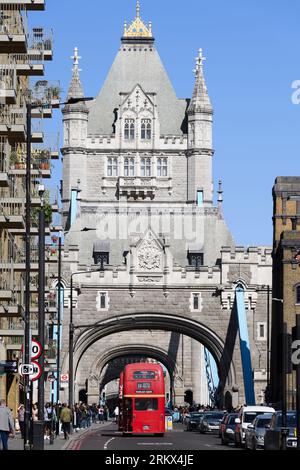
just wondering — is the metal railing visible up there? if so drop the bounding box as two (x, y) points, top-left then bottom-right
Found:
(0, 5), (28, 37)
(0, 103), (26, 126)
(28, 27), (52, 52)
(0, 64), (17, 92)
(0, 136), (9, 172)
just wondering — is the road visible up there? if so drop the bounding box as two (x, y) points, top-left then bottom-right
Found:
(74, 422), (241, 451)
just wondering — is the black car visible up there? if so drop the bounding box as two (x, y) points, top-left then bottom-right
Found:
(185, 412), (204, 431)
(221, 413), (238, 445)
(265, 411), (298, 450)
(199, 411), (225, 434)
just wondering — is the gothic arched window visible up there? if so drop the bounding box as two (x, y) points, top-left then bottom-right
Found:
(141, 157), (151, 177)
(107, 157), (118, 177)
(157, 157), (168, 177)
(124, 157), (135, 177)
(124, 118), (135, 140)
(141, 119), (151, 140)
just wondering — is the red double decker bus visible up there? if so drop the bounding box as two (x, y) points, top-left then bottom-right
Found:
(120, 363), (165, 436)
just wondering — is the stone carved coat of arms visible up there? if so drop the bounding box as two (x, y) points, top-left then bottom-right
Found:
(137, 236), (162, 271)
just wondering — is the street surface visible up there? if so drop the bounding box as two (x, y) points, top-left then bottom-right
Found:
(75, 422), (241, 451)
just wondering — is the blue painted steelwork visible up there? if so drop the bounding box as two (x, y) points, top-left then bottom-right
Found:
(235, 285), (256, 405)
(204, 348), (217, 405)
(70, 188), (78, 227)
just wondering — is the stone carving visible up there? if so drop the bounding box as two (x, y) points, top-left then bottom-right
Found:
(88, 373), (99, 387)
(227, 265), (252, 285)
(137, 234), (162, 271)
(137, 277), (162, 284)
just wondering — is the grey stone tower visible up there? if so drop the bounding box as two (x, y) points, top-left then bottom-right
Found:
(187, 49), (214, 206)
(59, 3), (271, 408)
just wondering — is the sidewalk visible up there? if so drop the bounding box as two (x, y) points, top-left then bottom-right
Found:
(5, 422), (109, 451)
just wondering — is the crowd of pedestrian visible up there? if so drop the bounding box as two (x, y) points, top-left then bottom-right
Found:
(0, 399), (111, 450)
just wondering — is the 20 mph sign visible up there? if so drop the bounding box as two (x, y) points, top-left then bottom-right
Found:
(29, 361), (42, 382)
(21, 340), (43, 361)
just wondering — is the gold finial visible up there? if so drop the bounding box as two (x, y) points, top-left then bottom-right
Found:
(123, 0), (153, 38)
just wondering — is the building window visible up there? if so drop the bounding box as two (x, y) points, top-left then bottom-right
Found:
(141, 119), (151, 140)
(193, 294), (199, 310)
(97, 291), (109, 311)
(197, 190), (204, 207)
(296, 285), (300, 304)
(93, 252), (109, 269)
(257, 322), (267, 341)
(190, 292), (202, 312)
(157, 158), (168, 177)
(124, 119), (135, 140)
(188, 253), (203, 270)
(141, 157), (151, 177)
(107, 157), (118, 177)
(124, 158), (135, 177)
(100, 293), (106, 310)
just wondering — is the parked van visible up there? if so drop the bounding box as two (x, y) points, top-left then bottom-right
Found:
(234, 406), (275, 447)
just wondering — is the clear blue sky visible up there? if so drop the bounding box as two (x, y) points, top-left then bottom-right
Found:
(35, 0), (300, 246)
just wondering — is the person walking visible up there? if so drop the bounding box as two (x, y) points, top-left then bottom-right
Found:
(60, 404), (73, 440)
(0, 399), (15, 451)
(113, 405), (119, 423)
(98, 405), (105, 424)
(17, 405), (25, 439)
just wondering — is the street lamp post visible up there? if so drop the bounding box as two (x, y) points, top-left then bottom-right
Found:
(24, 102), (32, 451)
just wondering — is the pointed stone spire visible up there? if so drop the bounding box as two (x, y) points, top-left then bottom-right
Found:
(63, 47), (88, 114)
(218, 180), (223, 210)
(188, 48), (213, 115)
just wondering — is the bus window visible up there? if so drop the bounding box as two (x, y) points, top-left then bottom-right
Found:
(135, 398), (158, 411)
(133, 371), (156, 379)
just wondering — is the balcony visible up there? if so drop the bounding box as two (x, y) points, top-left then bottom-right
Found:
(0, 6), (28, 53)
(9, 146), (51, 178)
(0, 199), (25, 228)
(12, 53), (44, 76)
(27, 27), (53, 61)
(118, 176), (157, 199)
(0, 137), (10, 186)
(29, 80), (61, 118)
(0, 238), (58, 272)
(0, 105), (26, 142)
(0, 65), (17, 104)
(0, 1), (45, 11)
(0, 318), (38, 337)
(0, 267), (24, 316)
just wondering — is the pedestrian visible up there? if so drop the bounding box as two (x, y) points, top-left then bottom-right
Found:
(17, 404), (25, 439)
(114, 405), (119, 423)
(60, 404), (73, 440)
(0, 399), (15, 451)
(98, 405), (104, 424)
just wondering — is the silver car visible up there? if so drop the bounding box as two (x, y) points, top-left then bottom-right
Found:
(245, 413), (273, 450)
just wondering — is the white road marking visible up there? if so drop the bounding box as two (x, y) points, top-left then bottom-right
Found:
(138, 443), (173, 446)
(104, 437), (116, 450)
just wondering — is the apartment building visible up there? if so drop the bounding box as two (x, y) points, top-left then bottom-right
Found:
(0, 0), (60, 415)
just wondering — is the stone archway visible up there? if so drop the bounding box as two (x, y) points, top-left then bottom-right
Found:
(63, 312), (238, 406)
(86, 344), (179, 405)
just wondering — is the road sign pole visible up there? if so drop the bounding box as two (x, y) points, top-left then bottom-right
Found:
(38, 194), (45, 425)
